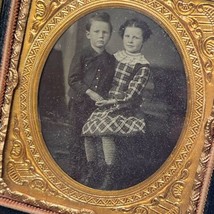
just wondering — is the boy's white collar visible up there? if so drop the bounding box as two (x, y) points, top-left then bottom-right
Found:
(114, 50), (149, 66)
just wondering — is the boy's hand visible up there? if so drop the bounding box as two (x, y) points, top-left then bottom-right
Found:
(86, 89), (103, 102)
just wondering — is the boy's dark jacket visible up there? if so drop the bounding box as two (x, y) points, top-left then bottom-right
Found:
(68, 46), (116, 104)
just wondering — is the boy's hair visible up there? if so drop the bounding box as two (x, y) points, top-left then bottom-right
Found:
(119, 18), (152, 42)
(86, 12), (113, 33)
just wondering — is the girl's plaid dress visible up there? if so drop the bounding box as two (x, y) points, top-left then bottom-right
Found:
(82, 50), (150, 136)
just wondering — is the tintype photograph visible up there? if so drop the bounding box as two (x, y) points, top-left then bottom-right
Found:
(38, 8), (187, 191)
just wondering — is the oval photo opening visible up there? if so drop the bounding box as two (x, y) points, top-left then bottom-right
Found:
(38, 8), (187, 190)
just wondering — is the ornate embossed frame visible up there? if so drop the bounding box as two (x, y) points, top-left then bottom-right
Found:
(0, 0), (214, 214)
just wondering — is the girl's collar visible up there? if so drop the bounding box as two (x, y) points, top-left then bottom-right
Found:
(125, 51), (142, 56)
(114, 50), (149, 66)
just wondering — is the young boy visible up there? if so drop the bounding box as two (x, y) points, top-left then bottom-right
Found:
(67, 12), (115, 181)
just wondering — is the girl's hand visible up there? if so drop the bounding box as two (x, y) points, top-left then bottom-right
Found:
(96, 100), (108, 107)
(96, 99), (116, 107)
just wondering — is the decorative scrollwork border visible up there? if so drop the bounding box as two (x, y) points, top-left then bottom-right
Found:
(187, 102), (214, 214)
(114, 161), (191, 214)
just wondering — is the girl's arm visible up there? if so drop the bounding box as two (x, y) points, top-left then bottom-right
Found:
(96, 65), (150, 107)
(86, 89), (104, 102)
(96, 99), (116, 107)
(114, 65), (150, 103)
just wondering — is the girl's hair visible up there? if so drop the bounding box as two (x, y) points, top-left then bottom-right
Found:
(119, 18), (152, 42)
(86, 12), (113, 33)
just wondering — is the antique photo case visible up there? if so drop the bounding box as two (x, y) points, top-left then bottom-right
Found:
(0, 0), (214, 213)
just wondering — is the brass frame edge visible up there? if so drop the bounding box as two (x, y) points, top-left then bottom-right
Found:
(0, 195), (58, 214)
(0, 0), (20, 120)
(194, 103), (214, 214)
(0, 0), (31, 207)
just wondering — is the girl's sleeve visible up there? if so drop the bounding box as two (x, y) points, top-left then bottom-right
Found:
(114, 65), (150, 103)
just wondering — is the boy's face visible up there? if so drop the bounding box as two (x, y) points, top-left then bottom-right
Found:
(86, 20), (111, 51)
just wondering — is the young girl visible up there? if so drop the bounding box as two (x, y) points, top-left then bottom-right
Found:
(82, 18), (152, 190)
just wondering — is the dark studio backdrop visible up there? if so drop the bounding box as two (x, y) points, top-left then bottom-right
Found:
(0, 2), (213, 213)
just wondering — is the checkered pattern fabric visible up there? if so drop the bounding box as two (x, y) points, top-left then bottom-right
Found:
(82, 108), (145, 136)
(109, 63), (150, 102)
(82, 60), (150, 136)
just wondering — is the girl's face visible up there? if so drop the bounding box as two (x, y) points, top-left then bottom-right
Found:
(123, 26), (144, 54)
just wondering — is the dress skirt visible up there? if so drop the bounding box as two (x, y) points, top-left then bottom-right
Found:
(82, 105), (145, 136)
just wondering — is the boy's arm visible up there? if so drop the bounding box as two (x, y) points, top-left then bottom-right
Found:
(68, 53), (89, 95)
(68, 51), (104, 101)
